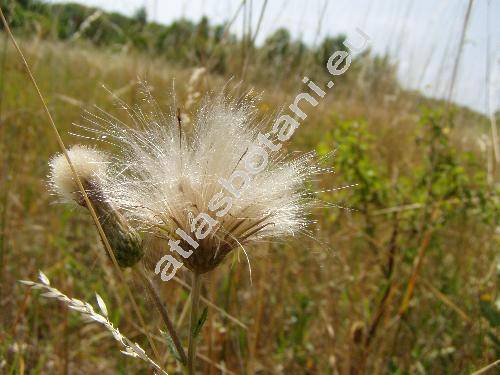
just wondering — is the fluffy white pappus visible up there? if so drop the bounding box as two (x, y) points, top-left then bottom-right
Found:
(49, 145), (109, 204)
(76, 84), (328, 272)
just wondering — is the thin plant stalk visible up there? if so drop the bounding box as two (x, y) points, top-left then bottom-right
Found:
(207, 272), (216, 375)
(470, 359), (500, 375)
(135, 267), (187, 365)
(177, 292), (191, 329)
(187, 273), (202, 375)
(173, 276), (247, 330)
(0, 6), (161, 361)
(446, 0), (474, 106)
(247, 257), (268, 375)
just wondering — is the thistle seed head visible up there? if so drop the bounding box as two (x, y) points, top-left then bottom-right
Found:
(72, 84), (326, 274)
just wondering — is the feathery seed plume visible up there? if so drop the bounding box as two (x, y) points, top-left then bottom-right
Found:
(71, 84), (325, 276)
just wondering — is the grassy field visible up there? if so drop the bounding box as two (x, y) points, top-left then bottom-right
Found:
(0, 4), (499, 375)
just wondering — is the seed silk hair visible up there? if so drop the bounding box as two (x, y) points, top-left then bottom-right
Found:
(68, 83), (329, 274)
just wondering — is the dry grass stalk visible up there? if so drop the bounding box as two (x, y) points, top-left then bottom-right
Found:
(135, 268), (187, 364)
(399, 210), (439, 316)
(485, 0), (499, 170)
(187, 273), (202, 374)
(420, 279), (471, 323)
(446, 0), (474, 106)
(247, 257), (268, 375)
(470, 359), (500, 375)
(173, 275), (248, 329)
(0, 7), (161, 361)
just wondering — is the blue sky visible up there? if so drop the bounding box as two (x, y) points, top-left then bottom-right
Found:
(48, 0), (500, 115)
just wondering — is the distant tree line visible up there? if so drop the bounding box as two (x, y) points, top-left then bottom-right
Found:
(1, 0), (398, 90)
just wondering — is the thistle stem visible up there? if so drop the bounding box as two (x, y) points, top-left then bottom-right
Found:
(135, 267), (187, 365)
(187, 272), (202, 374)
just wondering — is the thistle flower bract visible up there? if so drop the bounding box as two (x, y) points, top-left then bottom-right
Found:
(73, 85), (325, 275)
(49, 145), (144, 268)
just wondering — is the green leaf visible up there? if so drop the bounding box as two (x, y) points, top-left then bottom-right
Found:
(192, 307), (208, 338)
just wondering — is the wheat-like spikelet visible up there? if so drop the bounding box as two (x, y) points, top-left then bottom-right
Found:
(19, 272), (167, 374)
(185, 67), (206, 110)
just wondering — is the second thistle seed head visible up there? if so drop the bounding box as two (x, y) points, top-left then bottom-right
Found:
(49, 145), (144, 268)
(48, 145), (108, 206)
